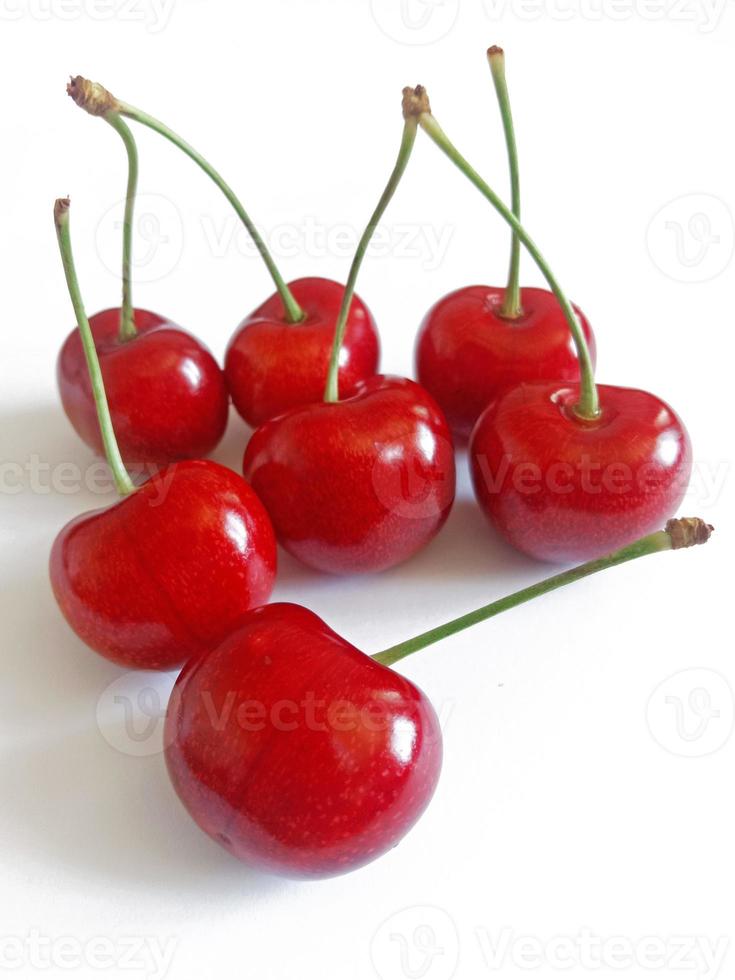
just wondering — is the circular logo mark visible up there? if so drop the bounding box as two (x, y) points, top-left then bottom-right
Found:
(646, 668), (734, 758)
(646, 193), (734, 283)
(95, 192), (184, 284)
(96, 670), (178, 757)
(370, 0), (459, 45)
(371, 905), (459, 980)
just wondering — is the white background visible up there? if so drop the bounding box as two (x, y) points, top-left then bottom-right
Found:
(1, 2), (733, 979)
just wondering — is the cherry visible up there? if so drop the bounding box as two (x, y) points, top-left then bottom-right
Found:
(242, 101), (456, 574)
(63, 93), (228, 467)
(407, 84), (693, 562)
(244, 375), (455, 573)
(165, 519), (712, 878)
(416, 286), (596, 441)
(225, 276), (379, 428)
(470, 382), (691, 562)
(51, 199), (276, 669)
(58, 308), (229, 469)
(68, 76), (380, 429)
(416, 50), (596, 440)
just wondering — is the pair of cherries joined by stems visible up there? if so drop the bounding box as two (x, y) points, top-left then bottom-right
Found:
(45, 237), (712, 870)
(64, 77), (379, 462)
(406, 60), (691, 562)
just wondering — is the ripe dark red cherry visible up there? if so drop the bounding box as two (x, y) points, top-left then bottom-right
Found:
(165, 520), (712, 878)
(225, 277), (380, 427)
(51, 198), (277, 670)
(58, 307), (229, 468)
(165, 603), (442, 878)
(51, 460), (277, 669)
(470, 381), (692, 562)
(243, 375), (455, 574)
(416, 285), (596, 439)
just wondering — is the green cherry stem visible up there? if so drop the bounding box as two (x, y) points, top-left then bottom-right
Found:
(404, 85), (599, 421)
(324, 110), (418, 403)
(373, 518), (713, 666)
(54, 198), (136, 497)
(487, 46), (522, 320)
(67, 76), (306, 325)
(103, 112), (139, 342)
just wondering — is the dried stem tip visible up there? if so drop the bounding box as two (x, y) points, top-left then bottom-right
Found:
(54, 197), (70, 223)
(666, 517), (714, 550)
(67, 75), (119, 117)
(402, 85), (431, 120)
(487, 45), (505, 58)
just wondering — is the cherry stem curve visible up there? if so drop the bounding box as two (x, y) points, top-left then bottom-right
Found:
(412, 95), (598, 420)
(488, 46), (522, 320)
(67, 76), (305, 325)
(324, 116), (417, 402)
(373, 518), (713, 667)
(104, 113), (138, 342)
(54, 198), (136, 497)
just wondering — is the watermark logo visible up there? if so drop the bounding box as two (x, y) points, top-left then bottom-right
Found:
(647, 668), (735, 758)
(0, 0), (176, 32)
(372, 435), (455, 520)
(646, 194), (734, 283)
(0, 931), (177, 978)
(479, 0), (728, 32)
(371, 906), (459, 980)
(96, 192), (184, 284)
(96, 670), (177, 757)
(370, 0), (459, 44)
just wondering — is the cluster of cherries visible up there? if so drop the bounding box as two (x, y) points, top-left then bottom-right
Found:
(50, 55), (709, 879)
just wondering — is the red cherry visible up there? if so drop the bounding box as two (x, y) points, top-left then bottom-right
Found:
(225, 277), (380, 427)
(416, 285), (596, 439)
(58, 307), (229, 468)
(165, 520), (712, 878)
(165, 603), (442, 878)
(470, 381), (692, 562)
(243, 376), (455, 574)
(51, 459), (277, 669)
(52, 199), (277, 670)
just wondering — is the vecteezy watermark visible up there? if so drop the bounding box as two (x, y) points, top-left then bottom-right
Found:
(475, 928), (729, 978)
(372, 436), (455, 521)
(97, 670), (178, 757)
(471, 452), (729, 508)
(0, 931), (177, 978)
(647, 194), (735, 283)
(0, 0), (176, 32)
(370, 0), (460, 45)
(201, 215), (455, 272)
(647, 668), (735, 758)
(371, 906), (460, 980)
(98, 673), (454, 757)
(96, 193), (184, 285)
(0, 455), (176, 502)
(479, 0), (728, 32)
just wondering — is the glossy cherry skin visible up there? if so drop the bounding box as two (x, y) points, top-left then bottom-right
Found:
(416, 286), (597, 441)
(469, 381), (692, 563)
(242, 376), (456, 574)
(58, 308), (229, 469)
(50, 460), (277, 670)
(225, 277), (380, 428)
(165, 602), (442, 878)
